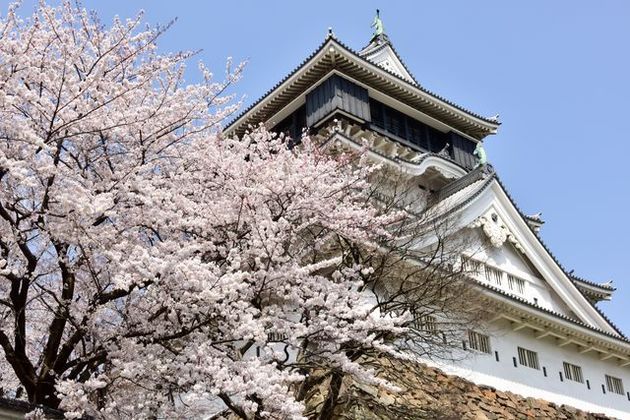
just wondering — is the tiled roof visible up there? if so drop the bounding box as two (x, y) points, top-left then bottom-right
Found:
(225, 34), (500, 134)
(570, 273), (616, 292)
(225, 37), (330, 132)
(478, 279), (630, 347)
(493, 176), (626, 338)
(332, 37), (500, 125)
(425, 175), (495, 225)
(433, 165), (493, 203)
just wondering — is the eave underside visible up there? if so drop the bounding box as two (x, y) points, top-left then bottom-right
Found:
(482, 287), (630, 366)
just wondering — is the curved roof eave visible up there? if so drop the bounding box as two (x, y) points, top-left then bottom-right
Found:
(570, 274), (615, 293)
(224, 36), (500, 139)
(480, 284), (630, 350)
(322, 130), (468, 180)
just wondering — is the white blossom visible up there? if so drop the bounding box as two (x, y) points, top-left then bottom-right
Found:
(0, 2), (410, 419)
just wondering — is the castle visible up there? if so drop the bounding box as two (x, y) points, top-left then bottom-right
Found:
(225, 15), (630, 419)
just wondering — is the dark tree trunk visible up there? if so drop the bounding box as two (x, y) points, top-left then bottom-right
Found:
(317, 371), (343, 420)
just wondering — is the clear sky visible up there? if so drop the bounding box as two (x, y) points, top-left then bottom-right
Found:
(6, 1), (630, 333)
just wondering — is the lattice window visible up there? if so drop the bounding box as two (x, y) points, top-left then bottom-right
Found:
(413, 315), (438, 332)
(517, 347), (539, 370)
(507, 274), (526, 294)
(563, 362), (584, 383)
(606, 375), (624, 395)
(484, 265), (503, 286)
(468, 330), (491, 354)
(267, 332), (287, 342)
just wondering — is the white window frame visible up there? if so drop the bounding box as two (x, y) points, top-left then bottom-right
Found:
(484, 265), (503, 286)
(563, 361), (584, 383)
(463, 257), (528, 297)
(463, 257), (483, 277)
(468, 330), (491, 354)
(517, 346), (539, 370)
(412, 314), (438, 332)
(267, 332), (287, 342)
(605, 374), (624, 395)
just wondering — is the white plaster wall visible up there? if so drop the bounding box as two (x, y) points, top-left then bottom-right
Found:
(426, 319), (630, 418)
(363, 46), (413, 83)
(464, 228), (573, 316)
(0, 408), (23, 419)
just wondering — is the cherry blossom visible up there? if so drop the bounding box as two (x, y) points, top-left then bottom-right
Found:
(0, 3), (413, 418)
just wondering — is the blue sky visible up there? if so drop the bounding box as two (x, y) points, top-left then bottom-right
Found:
(7, 1), (630, 333)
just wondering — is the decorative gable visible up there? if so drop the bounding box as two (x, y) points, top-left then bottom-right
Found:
(358, 34), (417, 84)
(470, 210), (525, 253)
(416, 168), (620, 336)
(448, 178), (621, 335)
(464, 227), (576, 319)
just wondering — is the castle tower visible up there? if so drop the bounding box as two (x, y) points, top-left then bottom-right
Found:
(225, 12), (628, 418)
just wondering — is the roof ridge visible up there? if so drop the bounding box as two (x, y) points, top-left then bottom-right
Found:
(224, 35), (500, 135)
(331, 37), (499, 125)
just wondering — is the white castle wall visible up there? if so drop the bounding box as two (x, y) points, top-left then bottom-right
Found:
(465, 229), (575, 317)
(426, 318), (630, 418)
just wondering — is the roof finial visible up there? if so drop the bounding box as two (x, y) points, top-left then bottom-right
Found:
(473, 142), (488, 169)
(327, 27), (335, 39)
(486, 113), (500, 123)
(371, 9), (384, 40)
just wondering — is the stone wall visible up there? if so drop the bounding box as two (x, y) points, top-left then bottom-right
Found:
(304, 357), (613, 420)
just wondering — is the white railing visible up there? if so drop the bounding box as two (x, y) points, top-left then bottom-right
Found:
(463, 257), (527, 297)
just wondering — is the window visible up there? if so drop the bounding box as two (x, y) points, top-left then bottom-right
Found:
(413, 315), (437, 332)
(267, 332), (287, 342)
(517, 347), (539, 370)
(385, 107), (407, 138)
(408, 120), (429, 150)
(463, 257), (483, 277)
(370, 99), (384, 127)
(563, 362), (584, 383)
(507, 274), (525, 294)
(484, 265), (503, 286)
(272, 105), (306, 141)
(368, 99), (448, 153)
(605, 375), (624, 395)
(468, 330), (491, 354)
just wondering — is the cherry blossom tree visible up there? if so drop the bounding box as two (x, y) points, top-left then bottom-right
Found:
(291, 163), (488, 420)
(0, 2), (486, 419)
(0, 2), (412, 418)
